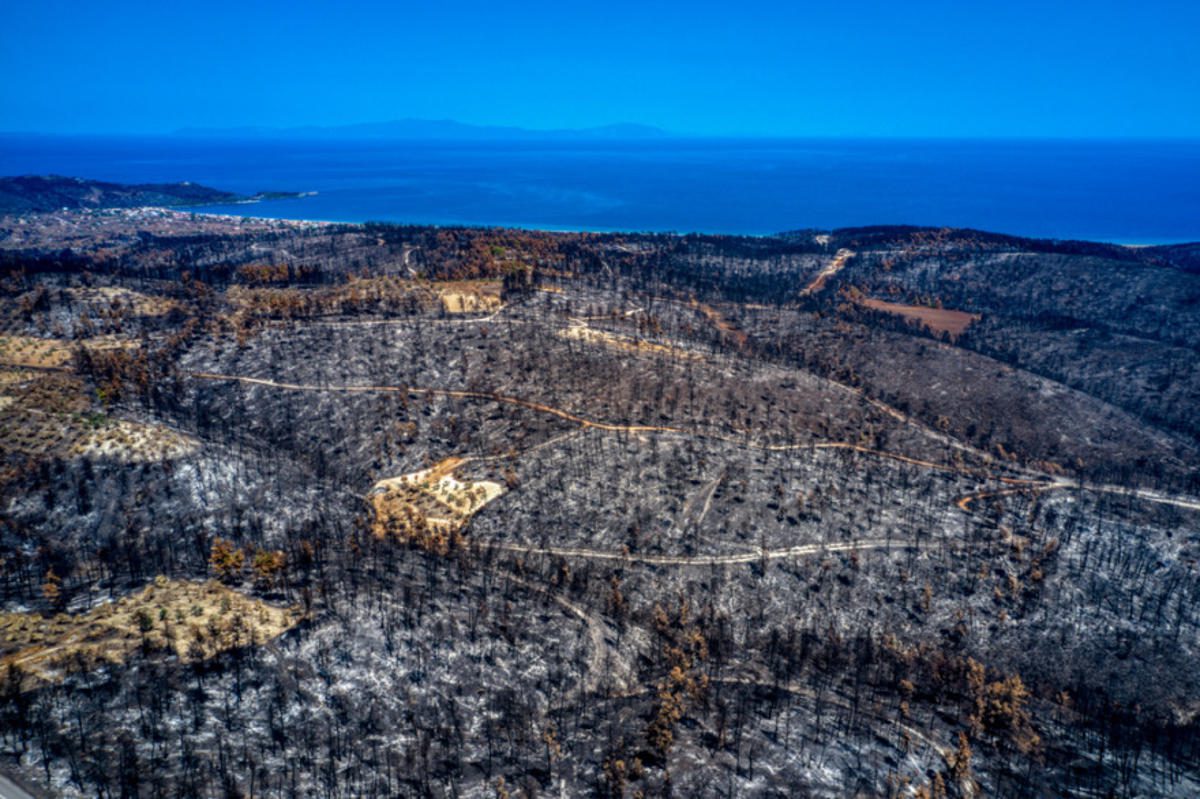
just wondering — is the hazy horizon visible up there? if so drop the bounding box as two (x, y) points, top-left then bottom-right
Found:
(5, 125), (1200, 142)
(3, 1), (1199, 138)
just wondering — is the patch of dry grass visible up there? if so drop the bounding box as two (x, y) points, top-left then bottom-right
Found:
(70, 419), (199, 462)
(0, 370), (197, 462)
(0, 577), (302, 690)
(0, 336), (73, 368)
(0, 335), (139, 370)
(68, 286), (180, 317)
(558, 324), (703, 361)
(0, 369), (40, 389)
(0, 370), (194, 461)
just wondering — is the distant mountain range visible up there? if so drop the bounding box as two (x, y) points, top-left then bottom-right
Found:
(0, 175), (306, 214)
(172, 118), (668, 141)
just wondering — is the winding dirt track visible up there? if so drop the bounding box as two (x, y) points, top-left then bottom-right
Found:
(184, 363), (1197, 777)
(190, 370), (1200, 520)
(672, 472), (751, 552)
(188, 371), (1006, 476)
(953, 479), (1200, 513)
(190, 368), (1200, 574)
(955, 484), (1058, 512)
(484, 538), (936, 568)
(189, 371), (685, 434)
(503, 571), (627, 696)
(692, 473), (724, 530)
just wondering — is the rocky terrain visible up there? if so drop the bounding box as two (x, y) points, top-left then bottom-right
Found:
(0, 207), (1197, 797)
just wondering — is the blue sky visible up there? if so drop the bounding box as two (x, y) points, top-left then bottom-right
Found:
(2, 0), (1197, 137)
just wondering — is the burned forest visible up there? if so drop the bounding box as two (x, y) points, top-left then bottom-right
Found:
(1, 207), (1198, 798)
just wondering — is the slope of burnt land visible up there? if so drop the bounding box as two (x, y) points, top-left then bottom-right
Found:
(0, 210), (1198, 798)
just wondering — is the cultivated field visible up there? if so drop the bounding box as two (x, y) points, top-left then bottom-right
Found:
(1, 577), (300, 690)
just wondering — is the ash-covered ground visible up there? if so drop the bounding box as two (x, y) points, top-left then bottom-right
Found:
(1, 211), (1198, 797)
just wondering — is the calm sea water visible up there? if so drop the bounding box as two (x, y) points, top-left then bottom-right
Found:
(3, 136), (1199, 243)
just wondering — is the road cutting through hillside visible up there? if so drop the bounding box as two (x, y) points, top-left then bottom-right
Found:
(186, 371), (1013, 478)
(954, 479), (1200, 513)
(188, 371), (1200, 519)
(189, 371), (689, 434)
(482, 538), (937, 567)
(799, 249), (855, 296)
(502, 571), (628, 697)
(567, 306), (645, 323)
(955, 484), (1057, 512)
(503, 476), (1199, 569)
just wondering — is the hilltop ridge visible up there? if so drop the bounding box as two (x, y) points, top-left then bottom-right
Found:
(0, 175), (307, 214)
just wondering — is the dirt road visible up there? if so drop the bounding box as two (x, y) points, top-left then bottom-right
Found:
(799, 249), (855, 296)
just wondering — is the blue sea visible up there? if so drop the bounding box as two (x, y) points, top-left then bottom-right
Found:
(3, 136), (1199, 243)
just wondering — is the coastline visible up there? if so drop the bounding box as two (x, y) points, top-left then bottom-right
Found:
(5, 137), (1200, 245)
(3, 200), (1196, 248)
(180, 204), (1200, 247)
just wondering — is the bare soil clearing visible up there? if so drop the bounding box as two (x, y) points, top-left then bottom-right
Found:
(440, 282), (502, 314)
(859, 297), (981, 337)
